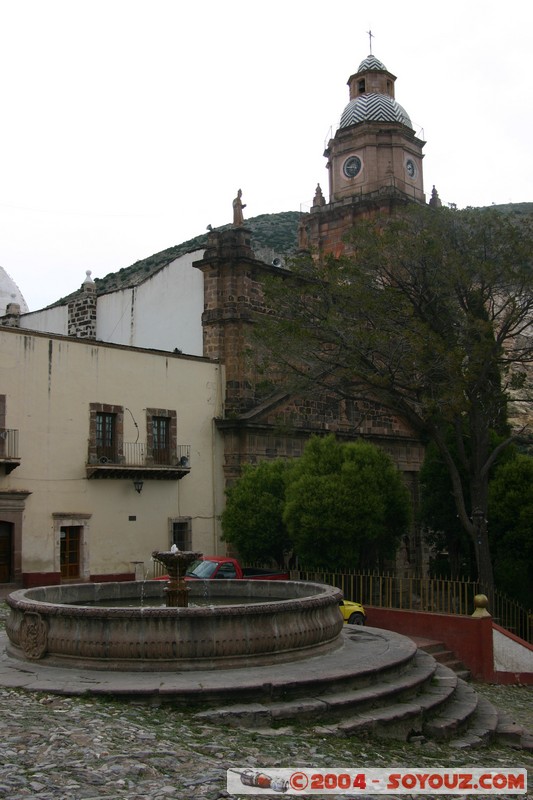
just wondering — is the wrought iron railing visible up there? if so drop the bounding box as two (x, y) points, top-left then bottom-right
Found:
(290, 567), (533, 644)
(94, 443), (191, 467)
(0, 428), (19, 459)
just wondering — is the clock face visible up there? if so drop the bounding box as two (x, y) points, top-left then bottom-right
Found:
(405, 159), (417, 179)
(343, 155), (362, 178)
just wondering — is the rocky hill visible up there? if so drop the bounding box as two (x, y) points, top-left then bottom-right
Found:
(54, 203), (533, 305)
(55, 211), (301, 304)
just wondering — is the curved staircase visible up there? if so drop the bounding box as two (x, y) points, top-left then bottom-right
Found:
(193, 626), (532, 750)
(411, 636), (471, 681)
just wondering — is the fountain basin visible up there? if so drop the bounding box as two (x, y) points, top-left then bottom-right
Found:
(5, 579), (344, 671)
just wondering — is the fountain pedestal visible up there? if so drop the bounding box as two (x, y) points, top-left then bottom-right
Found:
(151, 550), (202, 607)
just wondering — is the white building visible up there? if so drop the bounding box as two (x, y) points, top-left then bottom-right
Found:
(0, 324), (224, 587)
(21, 250), (206, 355)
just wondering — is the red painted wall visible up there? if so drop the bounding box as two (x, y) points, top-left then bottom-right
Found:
(22, 572), (61, 588)
(367, 606), (494, 681)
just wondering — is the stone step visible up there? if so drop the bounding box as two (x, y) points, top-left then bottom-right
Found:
(495, 709), (533, 751)
(335, 701), (424, 740)
(423, 676), (479, 741)
(317, 665), (460, 742)
(317, 649), (438, 709)
(449, 693), (499, 749)
(192, 657), (500, 749)
(188, 628), (419, 710)
(193, 651), (456, 734)
(189, 637), (530, 751)
(415, 639), (471, 681)
(427, 647), (455, 659)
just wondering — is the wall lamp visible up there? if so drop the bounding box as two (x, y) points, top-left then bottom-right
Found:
(133, 479), (144, 494)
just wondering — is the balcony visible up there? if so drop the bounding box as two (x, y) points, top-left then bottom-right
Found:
(0, 428), (20, 474)
(86, 443), (191, 481)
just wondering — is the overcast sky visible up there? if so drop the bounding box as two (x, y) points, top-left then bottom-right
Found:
(1, 0), (531, 311)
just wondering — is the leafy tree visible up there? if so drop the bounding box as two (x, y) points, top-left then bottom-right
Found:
(419, 440), (475, 578)
(420, 433), (514, 579)
(256, 205), (533, 597)
(220, 459), (291, 566)
(488, 454), (533, 608)
(283, 435), (410, 570)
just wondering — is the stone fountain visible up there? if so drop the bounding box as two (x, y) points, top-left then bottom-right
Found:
(4, 551), (344, 671)
(151, 548), (202, 607)
(2, 555), (524, 747)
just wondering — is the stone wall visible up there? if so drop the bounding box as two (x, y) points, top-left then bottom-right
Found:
(68, 272), (96, 338)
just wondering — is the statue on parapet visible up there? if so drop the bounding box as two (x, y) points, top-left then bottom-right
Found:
(312, 183), (326, 208)
(232, 189), (246, 227)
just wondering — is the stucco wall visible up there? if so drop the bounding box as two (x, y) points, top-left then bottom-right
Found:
(96, 250), (204, 354)
(20, 305), (68, 336)
(17, 249), (205, 356)
(0, 327), (225, 581)
(493, 625), (533, 673)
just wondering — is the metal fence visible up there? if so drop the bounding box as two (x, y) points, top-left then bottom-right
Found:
(289, 567), (533, 644)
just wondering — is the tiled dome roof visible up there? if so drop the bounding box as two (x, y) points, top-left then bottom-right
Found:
(357, 55), (387, 72)
(339, 93), (412, 129)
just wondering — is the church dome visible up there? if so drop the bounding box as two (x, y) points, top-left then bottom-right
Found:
(339, 93), (412, 129)
(357, 54), (387, 72)
(0, 266), (29, 315)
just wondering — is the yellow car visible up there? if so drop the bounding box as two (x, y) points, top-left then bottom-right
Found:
(339, 599), (366, 625)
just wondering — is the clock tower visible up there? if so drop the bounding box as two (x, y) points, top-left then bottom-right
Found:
(306, 54), (426, 256)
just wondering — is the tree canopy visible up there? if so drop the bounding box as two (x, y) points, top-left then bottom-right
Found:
(256, 205), (533, 596)
(220, 459), (291, 566)
(220, 436), (410, 570)
(283, 435), (410, 570)
(488, 454), (533, 608)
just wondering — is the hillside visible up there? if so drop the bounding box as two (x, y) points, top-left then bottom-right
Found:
(53, 203), (533, 306)
(55, 211), (301, 304)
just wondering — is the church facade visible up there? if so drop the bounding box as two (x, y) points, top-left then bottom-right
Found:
(0, 52), (429, 587)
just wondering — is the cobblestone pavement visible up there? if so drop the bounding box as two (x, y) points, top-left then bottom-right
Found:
(0, 604), (531, 800)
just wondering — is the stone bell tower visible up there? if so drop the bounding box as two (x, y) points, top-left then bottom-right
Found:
(306, 53), (426, 257)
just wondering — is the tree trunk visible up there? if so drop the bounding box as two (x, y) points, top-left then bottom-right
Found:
(470, 509), (494, 603)
(433, 426), (495, 605)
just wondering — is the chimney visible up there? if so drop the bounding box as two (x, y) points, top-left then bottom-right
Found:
(68, 271), (97, 338)
(1, 300), (21, 328)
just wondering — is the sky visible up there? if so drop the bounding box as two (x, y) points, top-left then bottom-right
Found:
(1, 0), (532, 311)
